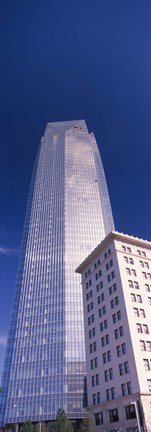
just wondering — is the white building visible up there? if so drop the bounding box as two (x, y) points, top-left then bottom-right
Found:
(76, 231), (151, 432)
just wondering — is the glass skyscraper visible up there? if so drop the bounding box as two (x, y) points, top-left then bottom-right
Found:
(0, 120), (114, 427)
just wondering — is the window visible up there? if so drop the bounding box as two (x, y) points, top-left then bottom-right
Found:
(115, 296), (119, 305)
(145, 262), (149, 268)
(134, 281), (139, 289)
(122, 342), (126, 354)
(109, 286), (113, 295)
(113, 283), (117, 292)
(110, 259), (113, 267)
(95, 273), (98, 280)
(117, 310), (121, 320)
(98, 259), (100, 266)
(111, 387), (115, 399)
(148, 297), (151, 305)
(104, 252), (107, 259)
(137, 323), (142, 333)
(116, 345), (121, 357)
(124, 256), (128, 263)
(99, 269), (102, 277)
(124, 361), (129, 373)
(97, 392), (100, 403)
(92, 376), (95, 387)
(119, 363), (124, 375)
(106, 263), (109, 271)
(95, 357), (98, 367)
(127, 381), (132, 394)
(106, 389), (110, 401)
(89, 279), (92, 286)
(129, 257), (134, 264)
(127, 247), (131, 253)
(111, 271), (115, 279)
(104, 370), (108, 382)
(109, 409), (119, 423)
(143, 324), (149, 334)
(128, 280), (133, 288)
(125, 405), (136, 420)
(112, 313), (116, 324)
(139, 309), (145, 318)
(146, 341), (151, 351)
(131, 269), (136, 276)
(119, 326), (124, 336)
(143, 359), (150, 371)
(93, 394), (96, 405)
(142, 272), (147, 279)
(107, 274), (111, 282)
(108, 249), (111, 255)
(142, 251), (146, 257)
(126, 267), (131, 275)
(107, 350), (111, 361)
(145, 284), (150, 292)
(121, 383), (126, 396)
(95, 412), (103, 425)
(122, 245), (126, 251)
(133, 307), (139, 317)
(131, 293), (136, 302)
(94, 262), (97, 269)
(147, 379), (151, 392)
(114, 329), (119, 340)
(111, 299), (114, 309)
(85, 272), (88, 278)
(140, 340), (146, 351)
(122, 381), (132, 396)
(137, 294), (142, 303)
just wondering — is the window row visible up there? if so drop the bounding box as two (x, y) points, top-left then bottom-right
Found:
(133, 307), (145, 318)
(87, 302), (93, 312)
(104, 249), (111, 259)
(111, 295), (119, 309)
(128, 280), (139, 289)
(95, 270), (102, 280)
(95, 404), (136, 426)
(100, 319), (108, 332)
(98, 305), (106, 317)
(86, 279), (92, 289)
(109, 282), (117, 296)
(124, 256), (134, 264)
(90, 357), (98, 370)
(94, 259), (101, 269)
(142, 272), (151, 280)
(131, 293), (142, 303)
(89, 328), (96, 339)
(86, 290), (93, 301)
(103, 350), (111, 364)
(119, 361), (129, 375)
(104, 367), (113, 381)
(106, 259), (113, 271)
(112, 310), (121, 323)
(88, 314), (95, 325)
(85, 268), (91, 278)
(137, 323), (149, 334)
(96, 281), (103, 292)
(116, 342), (126, 357)
(140, 340), (151, 351)
(97, 293), (105, 304)
(92, 373), (99, 386)
(107, 271), (115, 283)
(114, 326), (124, 339)
(101, 334), (109, 347)
(140, 261), (149, 268)
(90, 342), (97, 353)
(143, 358), (151, 371)
(126, 267), (136, 276)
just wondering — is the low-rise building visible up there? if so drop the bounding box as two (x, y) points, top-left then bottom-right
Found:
(76, 231), (151, 432)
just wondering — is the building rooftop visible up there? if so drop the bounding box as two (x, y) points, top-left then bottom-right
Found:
(75, 230), (151, 273)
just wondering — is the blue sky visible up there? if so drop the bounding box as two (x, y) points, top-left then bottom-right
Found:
(0, 0), (151, 379)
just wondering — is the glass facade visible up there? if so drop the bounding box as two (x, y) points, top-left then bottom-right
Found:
(0, 120), (114, 426)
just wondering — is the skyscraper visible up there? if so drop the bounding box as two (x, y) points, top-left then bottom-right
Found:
(0, 120), (114, 427)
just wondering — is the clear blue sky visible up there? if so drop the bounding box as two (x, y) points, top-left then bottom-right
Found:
(0, 0), (151, 379)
